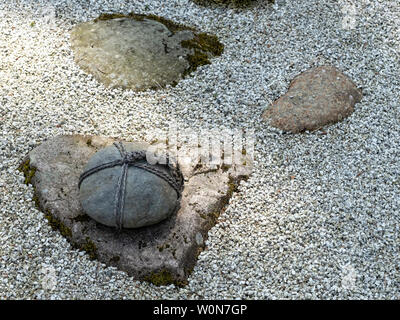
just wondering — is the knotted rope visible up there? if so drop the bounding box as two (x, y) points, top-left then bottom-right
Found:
(79, 142), (184, 230)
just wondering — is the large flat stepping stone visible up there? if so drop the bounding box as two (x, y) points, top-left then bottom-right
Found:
(262, 65), (363, 133)
(70, 13), (224, 90)
(19, 135), (251, 286)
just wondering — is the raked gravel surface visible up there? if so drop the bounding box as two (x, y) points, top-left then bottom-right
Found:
(0, 0), (400, 299)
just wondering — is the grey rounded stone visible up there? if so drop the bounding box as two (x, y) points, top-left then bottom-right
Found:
(79, 142), (179, 229)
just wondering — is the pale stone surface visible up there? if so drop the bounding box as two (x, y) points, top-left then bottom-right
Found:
(70, 17), (194, 90)
(23, 135), (251, 284)
(262, 65), (363, 133)
(79, 142), (179, 229)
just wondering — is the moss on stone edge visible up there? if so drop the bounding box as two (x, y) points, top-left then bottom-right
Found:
(44, 210), (73, 238)
(144, 270), (188, 287)
(18, 159), (40, 209)
(144, 14), (194, 33)
(79, 238), (98, 260)
(18, 159), (98, 260)
(207, 175), (249, 227)
(182, 33), (224, 57)
(73, 214), (91, 222)
(181, 33), (224, 77)
(19, 159), (74, 239)
(110, 256), (120, 263)
(94, 13), (128, 21)
(19, 159), (37, 185)
(93, 12), (224, 79)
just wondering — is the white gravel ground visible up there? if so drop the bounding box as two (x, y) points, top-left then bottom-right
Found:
(0, 0), (399, 299)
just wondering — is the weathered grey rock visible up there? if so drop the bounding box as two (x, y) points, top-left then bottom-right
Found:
(21, 135), (251, 285)
(262, 65), (363, 133)
(70, 14), (223, 90)
(79, 142), (181, 229)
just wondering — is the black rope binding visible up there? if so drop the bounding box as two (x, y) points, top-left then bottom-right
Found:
(78, 142), (184, 230)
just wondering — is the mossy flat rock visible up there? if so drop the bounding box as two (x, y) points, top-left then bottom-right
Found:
(21, 135), (251, 285)
(70, 14), (223, 90)
(262, 65), (363, 133)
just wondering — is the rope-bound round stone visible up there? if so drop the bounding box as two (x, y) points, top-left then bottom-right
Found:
(78, 142), (184, 229)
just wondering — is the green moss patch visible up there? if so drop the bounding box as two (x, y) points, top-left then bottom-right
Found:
(73, 214), (91, 222)
(181, 33), (224, 57)
(181, 32), (224, 77)
(144, 270), (187, 287)
(19, 159), (73, 239)
(110, 256), (120, 263)
(18, 159), (37, 185)
(18, 160), (40, 208)
(18, 158), (97, 261)
(94, 13), (128, 21)
(78, 237), (98, 260)
(145, 14), (194, 33)
(44, 210), (73, 238)
(86, 138), (92, 147)
(207, 174), (248, 226)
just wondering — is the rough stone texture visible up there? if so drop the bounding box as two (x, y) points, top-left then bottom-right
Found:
(22, 135), (251, 285)
(70, 17), (194, 90)
(79, 142), (180, 229)
(262, 65), (363, 133)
